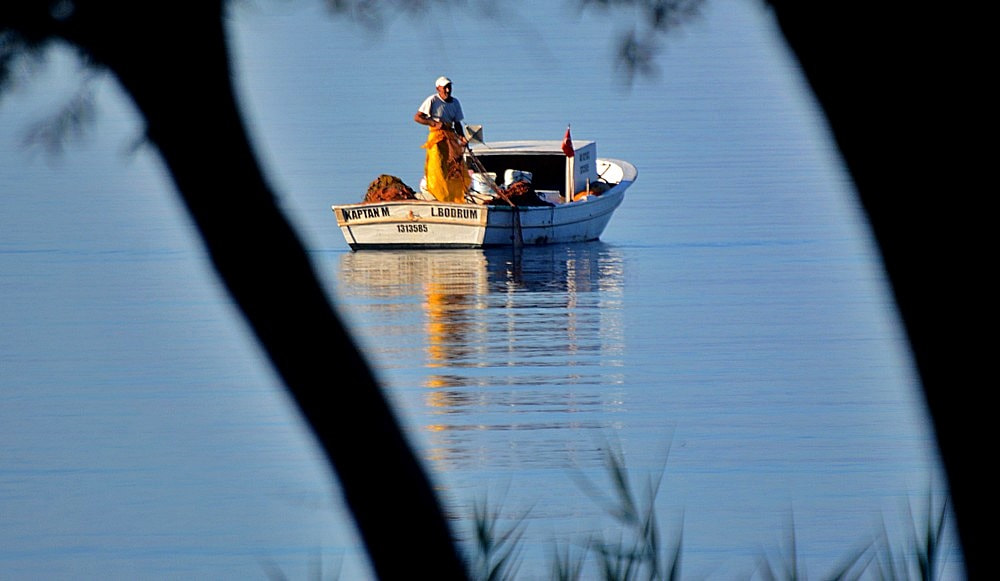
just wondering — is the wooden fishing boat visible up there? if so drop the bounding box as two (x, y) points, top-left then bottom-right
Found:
(332, 139), (637, 250)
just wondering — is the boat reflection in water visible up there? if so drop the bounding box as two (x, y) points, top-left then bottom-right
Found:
(336, 242), (627, 471)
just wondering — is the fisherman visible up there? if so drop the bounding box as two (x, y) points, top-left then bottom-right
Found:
(414, 76), (471, 203)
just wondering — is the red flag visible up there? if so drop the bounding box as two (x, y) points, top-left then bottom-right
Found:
(561, 125), (574, 157)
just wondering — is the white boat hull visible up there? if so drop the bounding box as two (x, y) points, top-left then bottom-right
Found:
(334, 157), (636, 250)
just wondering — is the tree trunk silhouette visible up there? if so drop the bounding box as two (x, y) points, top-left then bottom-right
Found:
(766, 2), (983, 576)
(47, 2), (468, 578)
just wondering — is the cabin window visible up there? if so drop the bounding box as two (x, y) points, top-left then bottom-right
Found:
(470, 154), (567, 193)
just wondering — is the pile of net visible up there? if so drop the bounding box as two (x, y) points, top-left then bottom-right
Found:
(486, 180), (552, 207)
(363, 174), (417, 203)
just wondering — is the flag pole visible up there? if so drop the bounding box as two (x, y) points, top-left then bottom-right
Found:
(566, 158), (574, 203)
(562, 124), (575, 203)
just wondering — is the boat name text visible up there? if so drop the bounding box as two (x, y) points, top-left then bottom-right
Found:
(342, 206), (391, 221)
(341, 205), (480, 222)
(430, 206), (480, 220)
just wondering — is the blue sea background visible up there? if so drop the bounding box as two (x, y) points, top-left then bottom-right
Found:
(1, 0), (963, 578)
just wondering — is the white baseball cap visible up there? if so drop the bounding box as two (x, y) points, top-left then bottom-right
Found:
(435, 76), (452, 87)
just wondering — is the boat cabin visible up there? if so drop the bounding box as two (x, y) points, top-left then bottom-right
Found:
(467, 140), (598, 202)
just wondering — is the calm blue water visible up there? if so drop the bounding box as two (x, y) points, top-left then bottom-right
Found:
(1, 1), (962, 578)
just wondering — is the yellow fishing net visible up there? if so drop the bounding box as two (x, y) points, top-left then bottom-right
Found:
(422, 128), (470, 203)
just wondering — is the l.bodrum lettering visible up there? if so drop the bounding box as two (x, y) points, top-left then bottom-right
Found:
(430, 206), (480, 220)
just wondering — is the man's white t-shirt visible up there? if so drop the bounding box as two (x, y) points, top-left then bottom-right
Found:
(418, 94), (464, 125)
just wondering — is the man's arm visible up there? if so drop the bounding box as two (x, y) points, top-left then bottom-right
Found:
(452, 121), (466, 143)
(414, 111), (440, 128)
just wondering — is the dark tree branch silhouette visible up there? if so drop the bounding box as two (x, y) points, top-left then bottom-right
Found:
(600, 1), (983, 574)
(3, 2), (468, 579)
(761, 4), (983, 576)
